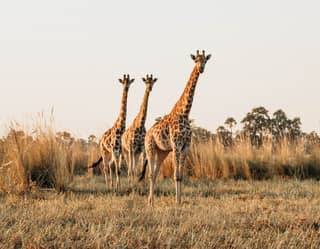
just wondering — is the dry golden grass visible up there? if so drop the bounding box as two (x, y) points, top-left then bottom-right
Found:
(1, 177), (320, 249)
(161, 136), (320, 181)
(0, 117), (94, 194)
(1, 117), (320, 248)
(1, 118), (320, 196)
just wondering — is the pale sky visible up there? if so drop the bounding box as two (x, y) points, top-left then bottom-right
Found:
(1, 0), (320, 138)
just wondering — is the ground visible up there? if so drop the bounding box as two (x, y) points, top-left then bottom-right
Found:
(1, 176), (320, 249)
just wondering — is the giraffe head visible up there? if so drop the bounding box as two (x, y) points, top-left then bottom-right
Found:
(118, 74), (135, 89)
(142, 74), (157, 91)
(190, 50), (211, 74)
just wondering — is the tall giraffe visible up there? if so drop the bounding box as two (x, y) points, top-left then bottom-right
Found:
(89, 74), (134, 190)
(143, 50), (211, 205)
(121, 74), (157, 183)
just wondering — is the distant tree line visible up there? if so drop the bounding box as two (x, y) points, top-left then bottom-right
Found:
(216, 106), (320, 147)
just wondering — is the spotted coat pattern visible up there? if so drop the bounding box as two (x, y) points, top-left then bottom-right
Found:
(144, 50), (211, 205)
(121, 75), (157, 180)
(99, 74), (134, 190)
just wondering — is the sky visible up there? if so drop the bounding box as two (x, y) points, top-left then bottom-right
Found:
(0, 0), (320, 138)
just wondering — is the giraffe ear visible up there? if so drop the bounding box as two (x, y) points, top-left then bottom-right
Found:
(206, 54), (211, 61)
(153, 78), (158, 83)
(142, 77), (146, 82)
(190, 54), (196, 61)
(130, 78), (135, 84)
(118, 79), (122, 83)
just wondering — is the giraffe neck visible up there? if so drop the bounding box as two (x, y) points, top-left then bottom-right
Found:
(132, 87), (151, 128)
(170, 66), (200, 117)
(114, 85), (129, 129)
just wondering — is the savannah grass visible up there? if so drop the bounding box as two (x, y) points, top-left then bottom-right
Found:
(161, 136), (320, 181)
(1, 177), (320, 249)
(0, 117), (93, 194)
(1, 118), (320, 248)
(1, 117), (320, 193)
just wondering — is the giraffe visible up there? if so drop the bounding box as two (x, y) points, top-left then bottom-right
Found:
(121, 74), (157, 184)
(89, 74), (134, 190)
(142, 50), (211, 205)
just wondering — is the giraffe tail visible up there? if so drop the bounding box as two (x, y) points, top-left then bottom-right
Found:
(138, 159), (148, 182)
(88, 157), (103, 168)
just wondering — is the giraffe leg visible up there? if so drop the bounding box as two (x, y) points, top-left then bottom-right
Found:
(172, 149), (182, 204)
(132, 153), (140, 178)
(141, 150), (147, 176)
(177, 152), (187, 205)
(124, 153), (130, 172)
(153, 150), (169, 182)
(121, 152), (129, 185)
(146, 139), (156, 206)
(119, 154), (123, 178)
(146, 148), (169, 206)
(119, 154), (124, 171)
(114, 154), (121, 191)
(147, 156), (156, 206)
(142, 150), (147, 186)
(108, 155), (114, 189)
(102, 155), (108, 188)
(127, 149), (133, 185)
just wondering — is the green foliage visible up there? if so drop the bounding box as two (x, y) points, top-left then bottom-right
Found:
(241, 106), (271, 146)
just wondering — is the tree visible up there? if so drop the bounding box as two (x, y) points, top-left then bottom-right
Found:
(224, 117), (237, 136)
(241, 106), (271, 146)
(271, 110), (302, 142)
(272, 109), (289, 140)
(306, 131), (320, 144)
(216, 125), (232, 147)
(288, 117), (302, 141)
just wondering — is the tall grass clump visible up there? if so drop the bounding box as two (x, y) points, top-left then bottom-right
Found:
(161, 127), (252, 180)
(0, 115), (95, 194)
